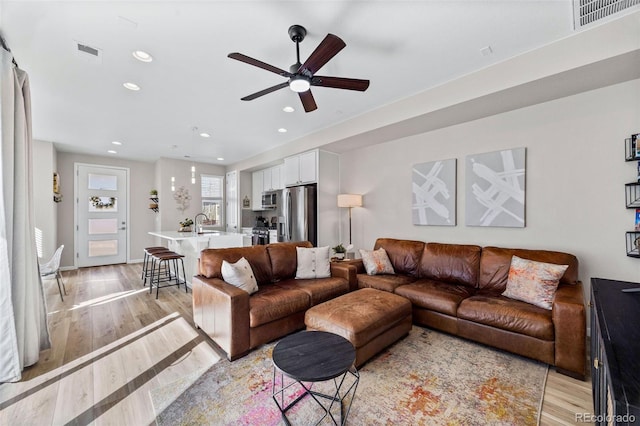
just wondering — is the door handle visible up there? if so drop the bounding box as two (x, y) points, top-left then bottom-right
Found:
(120, 227), (126, 230)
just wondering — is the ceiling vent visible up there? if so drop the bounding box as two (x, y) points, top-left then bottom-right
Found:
(574, 0), (640, 28)
(74, 41), (102, 64)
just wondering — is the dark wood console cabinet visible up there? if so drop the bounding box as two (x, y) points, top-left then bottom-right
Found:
(590, 278), (640, 425)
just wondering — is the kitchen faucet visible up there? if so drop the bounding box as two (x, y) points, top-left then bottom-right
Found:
(194, 213), (209, 233)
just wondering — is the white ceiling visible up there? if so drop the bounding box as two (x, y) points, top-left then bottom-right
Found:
(1, 1), (578, 165)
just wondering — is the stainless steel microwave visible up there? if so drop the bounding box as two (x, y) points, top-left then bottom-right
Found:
(261, 190), (278, 210)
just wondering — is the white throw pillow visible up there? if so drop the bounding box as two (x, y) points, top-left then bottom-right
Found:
(221, 257), (258, 294)
(295, 246), (331, 279)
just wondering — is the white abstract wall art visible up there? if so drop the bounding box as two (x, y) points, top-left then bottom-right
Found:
(412, 158), (456, 226)
(465, 148), (526, 227)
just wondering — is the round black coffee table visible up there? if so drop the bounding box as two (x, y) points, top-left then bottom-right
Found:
(271, 331), (359, 425)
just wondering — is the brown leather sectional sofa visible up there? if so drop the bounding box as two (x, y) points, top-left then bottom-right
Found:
(191, 237), (586, 380)
(192, 241), (351, 361)
(355, 238), (586, 379)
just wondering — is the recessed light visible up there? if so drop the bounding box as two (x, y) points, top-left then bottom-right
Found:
(217, 157), (224, 161)
(107, 150), (117, 154)
(123, 82), (140, 91)
(278, 128), (287, 133)
(283, 106), (295, 113)
(132, 50), (153, 62)
(111, 141), (122, 145)
(199, 132), (210, 138)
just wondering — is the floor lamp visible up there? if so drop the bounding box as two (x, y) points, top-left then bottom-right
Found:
(337, 194), (363, 246)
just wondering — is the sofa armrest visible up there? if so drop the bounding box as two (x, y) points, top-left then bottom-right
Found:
(192, 275), (250, 360)
(345, 259), (365, 274)
(330, 262), (357, 291)
(552, 281), (586, 379)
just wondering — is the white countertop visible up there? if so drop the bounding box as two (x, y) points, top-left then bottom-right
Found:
(149, 230), (244, 241)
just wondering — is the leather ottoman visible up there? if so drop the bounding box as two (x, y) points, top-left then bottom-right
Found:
(305, 288), (412, 367)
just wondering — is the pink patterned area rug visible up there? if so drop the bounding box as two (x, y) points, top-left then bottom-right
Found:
(151, 326), (548, 425)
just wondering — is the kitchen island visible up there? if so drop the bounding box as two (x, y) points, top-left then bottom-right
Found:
(149, 231), (247, 287)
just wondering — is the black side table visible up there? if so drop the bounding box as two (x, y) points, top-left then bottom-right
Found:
(272, 331), (359, 425)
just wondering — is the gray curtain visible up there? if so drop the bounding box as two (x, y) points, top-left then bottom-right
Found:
(0, 46), (51, 383)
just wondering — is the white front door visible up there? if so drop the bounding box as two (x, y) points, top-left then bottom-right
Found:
(75, 164), (128, 267)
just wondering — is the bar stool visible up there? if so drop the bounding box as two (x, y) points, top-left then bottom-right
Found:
(149, 251), (187, 299)
(142, 246), (171, 285)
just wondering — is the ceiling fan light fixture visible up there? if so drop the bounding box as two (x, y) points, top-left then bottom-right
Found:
(289, 75), (310, 93)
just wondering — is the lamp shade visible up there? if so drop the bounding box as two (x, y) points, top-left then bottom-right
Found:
(337, 194), (363, 208)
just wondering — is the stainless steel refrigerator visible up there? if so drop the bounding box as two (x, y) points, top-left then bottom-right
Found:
(279, 184), (317, 246)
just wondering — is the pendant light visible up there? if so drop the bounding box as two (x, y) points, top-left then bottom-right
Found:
(190, 127), (197, 185)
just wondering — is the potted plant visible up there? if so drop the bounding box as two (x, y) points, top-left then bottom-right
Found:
(332, 243), (347, 260)
(179, 218), (194, 232)
(150, 189), (158, 196)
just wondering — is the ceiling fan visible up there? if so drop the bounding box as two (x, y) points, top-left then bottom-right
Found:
(228, 25), (369, 113)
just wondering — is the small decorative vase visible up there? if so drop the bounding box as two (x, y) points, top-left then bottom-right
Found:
(179, 226), (192, 232)
(334, 252), (345, 260)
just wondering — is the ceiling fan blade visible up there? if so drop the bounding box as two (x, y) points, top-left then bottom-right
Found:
(298, 34), (346, 76)
(311, 76), (370, 91)
(299, 90), (317, 113)
(241, 82), (289, 101)
(228, 52), (293, 77)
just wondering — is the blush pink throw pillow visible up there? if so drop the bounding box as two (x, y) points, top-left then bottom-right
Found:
(502, 255), (568, 310)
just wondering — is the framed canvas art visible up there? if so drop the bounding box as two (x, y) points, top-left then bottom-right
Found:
(465, 148), (526, 227)
(412, 158), (456, 226)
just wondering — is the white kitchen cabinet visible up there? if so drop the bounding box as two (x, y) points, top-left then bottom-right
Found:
(271, 165), (283, 190)
(284, 150), (317, 186)
(263, 168), (272, 192)
(261, 165), (283, 191)
(251, 171), (263, 211)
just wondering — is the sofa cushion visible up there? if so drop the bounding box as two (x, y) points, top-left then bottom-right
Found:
(419, 243), (481, 288)
(221, 257), (258, 294)
(249, 285), (310, 327)
(373, 238), (425, 277)
(296, 246), (331, 279)
(395, 279), (476, 316)
(457, 294), (554, 341)
(267, 241), (313, 282)
(358, 273), (417, 293)
(275, 277), (349, 306)
(199, 245), (273, 285)
(503, 256), (568, 310)
(359, 247), (395, 275)
(478, 246), (579, 292)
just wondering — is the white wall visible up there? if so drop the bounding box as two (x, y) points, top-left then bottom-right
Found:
(54, 154), (227, 267)
(154, 157), (226, 232)
(56, 152), (156, 267)
(33, 139), (57, 260)
(339, 79), (640, 300)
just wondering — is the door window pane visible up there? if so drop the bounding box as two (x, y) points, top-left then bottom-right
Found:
(88, 218), (118, 235)
(89, 196), (117, 212)
(88, 240), (118, 257)
(88, 173), (117, 190)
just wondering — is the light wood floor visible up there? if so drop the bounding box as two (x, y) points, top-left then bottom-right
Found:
(0, 263), (593, 425)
